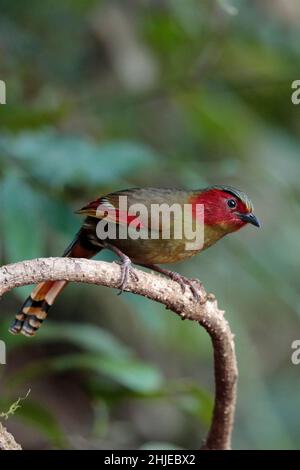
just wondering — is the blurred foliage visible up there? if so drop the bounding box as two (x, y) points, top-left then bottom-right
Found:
(0, 0), (300, 450)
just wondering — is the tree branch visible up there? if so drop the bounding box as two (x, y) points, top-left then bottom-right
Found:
(0, 423), (21, 450)
(0, 257), (238, 450)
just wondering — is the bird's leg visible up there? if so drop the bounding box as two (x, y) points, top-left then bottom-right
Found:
(142, 264), (200, 301)
(102, 242), (138, 294)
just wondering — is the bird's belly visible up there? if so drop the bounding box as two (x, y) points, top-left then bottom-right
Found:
(108, 237), (201, 265)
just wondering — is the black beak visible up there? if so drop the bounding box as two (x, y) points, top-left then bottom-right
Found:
(238, 213), (260, 227)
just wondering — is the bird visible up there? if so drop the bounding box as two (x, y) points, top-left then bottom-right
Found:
(9, 185), (260, 337)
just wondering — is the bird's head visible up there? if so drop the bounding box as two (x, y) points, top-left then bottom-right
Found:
(193, 185), (260, 234)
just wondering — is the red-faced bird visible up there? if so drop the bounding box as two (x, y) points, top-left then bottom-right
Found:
(10, 185), (260, 337)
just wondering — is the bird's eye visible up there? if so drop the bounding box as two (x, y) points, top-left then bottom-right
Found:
(227, 199), (237, 209)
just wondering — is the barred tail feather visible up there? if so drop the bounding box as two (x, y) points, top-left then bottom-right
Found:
(9, 226), (100, 337)
(9, 280), (67, 336)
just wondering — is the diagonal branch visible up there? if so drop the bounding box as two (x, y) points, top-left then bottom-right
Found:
(0, 257), (238, 450)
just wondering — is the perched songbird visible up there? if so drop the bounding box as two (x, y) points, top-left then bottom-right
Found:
(10, 185), (260, 337)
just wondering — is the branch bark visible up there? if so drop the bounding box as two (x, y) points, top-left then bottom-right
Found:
(0, 257), (238, 450)
(0, 423), (21, 450)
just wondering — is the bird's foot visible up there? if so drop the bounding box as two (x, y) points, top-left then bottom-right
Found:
(166, 271), (200, 301)
(117, 256), (139, 295)
(143, 264), (200, 301)
(102, 242), (138, 294)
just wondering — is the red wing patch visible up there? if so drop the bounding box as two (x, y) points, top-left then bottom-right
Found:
(76, 197), (143, 228)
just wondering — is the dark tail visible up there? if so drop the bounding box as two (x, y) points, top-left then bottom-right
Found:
(9, 229), (99, 337)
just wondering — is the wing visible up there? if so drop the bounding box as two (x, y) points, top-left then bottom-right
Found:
(75, 189), (145, 228)
(76, 187), (192, 233)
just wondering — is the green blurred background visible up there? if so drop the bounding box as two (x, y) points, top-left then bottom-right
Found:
(0, 0), (300, 450)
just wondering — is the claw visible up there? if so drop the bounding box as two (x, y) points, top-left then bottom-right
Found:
(142, 264), (201, 302)
(168, 273), (200, 301)
(117, 257), (138, 295)
(102, 242), (138, 295)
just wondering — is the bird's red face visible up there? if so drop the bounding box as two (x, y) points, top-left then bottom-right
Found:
(193, 187), (260, 233)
